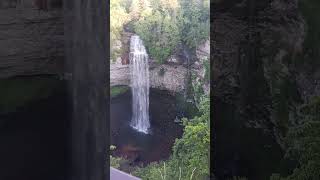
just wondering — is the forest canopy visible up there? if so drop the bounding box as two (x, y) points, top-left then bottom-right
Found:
(110, 0), (210, 63)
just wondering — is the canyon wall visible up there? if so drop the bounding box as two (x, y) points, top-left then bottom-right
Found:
(110, 39), (210, 93)
(64, 0), (108, 179)
(0, 0), (64, 78)
(110, 63), (188, 93)
(212, 0), (320, 143)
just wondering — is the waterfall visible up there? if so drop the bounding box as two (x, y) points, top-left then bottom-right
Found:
(129, 35), (150, 134)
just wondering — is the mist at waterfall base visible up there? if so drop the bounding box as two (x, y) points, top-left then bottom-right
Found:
(110, 89), (183, 165)
(129, 35), (150, 134)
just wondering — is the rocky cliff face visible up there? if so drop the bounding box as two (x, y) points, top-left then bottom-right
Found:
(110, 38), (210, 93)
(64, 0), (108, 179)
(212, 0), (320, 141)
(1, 0), (108, 179)
(110, 62), (188, 93)
(149, 63), (188, 93)
(0, 0), (64, 78)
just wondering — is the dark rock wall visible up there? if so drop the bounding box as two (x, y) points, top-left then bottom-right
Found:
(1, 0), (108, 179)
(212, 0), (319, 142)
(211, 1), (320, 178)
(0, 0), (64, 78)
(64, 0), (109, 180)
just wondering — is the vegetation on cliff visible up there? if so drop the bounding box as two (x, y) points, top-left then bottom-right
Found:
(271, 97), (320, 180)
(269, 1), (320, 179)
(110, 0), (209, 63)
(109, 1), (210, 179)
(133, 95), (210, 180)
(0, 76), (63, 114)
(110, 86), (130, 98)
(110, 0), (130, 61)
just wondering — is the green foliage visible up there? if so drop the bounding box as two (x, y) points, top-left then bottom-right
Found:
(131, 0), (209, 63)
(110, 156), (123, 169)
(175, 93), (199, 119)
(110, 145), (127, 169)
(268, 2), (320, 179)
(0, 76), (62, 113)
(110, 0), (129, 61)
(191, 73), (205, 108)
(284, 112), (320, 179)
(203, 57), (210, 84)
(110, 0), (210, 64)
(110, 146), (121, 168)
(120, 0), (132, 12)
(133, 162), (163, 180)
(110, 1), (210, 178)
(177, 0), (210, 49)
(134, 161), (199, 180)
(172, 119), (210, 179)
(129, 0), (152, 21)
(134, 9), (180, 63)
(110, 0), (209, 64)
(110, 86), (130, 98)
(133, 96), (210, 180)
(270, 174), (284, 180)
(270, 97), (320, 180)
(272, 77), (297, 135)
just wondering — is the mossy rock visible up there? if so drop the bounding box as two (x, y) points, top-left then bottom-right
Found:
(110, 86), (130, 98)
(0, 76), (63, 114)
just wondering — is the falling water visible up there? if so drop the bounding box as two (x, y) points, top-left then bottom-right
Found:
(129, 35), (150, 134)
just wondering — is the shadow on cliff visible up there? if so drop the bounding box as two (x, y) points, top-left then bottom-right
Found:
(0, 85), (69, 180)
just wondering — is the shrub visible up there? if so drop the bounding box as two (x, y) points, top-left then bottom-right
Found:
(133, 96), (210, 180)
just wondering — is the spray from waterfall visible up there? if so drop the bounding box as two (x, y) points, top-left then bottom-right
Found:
(129, 35), (150, 134)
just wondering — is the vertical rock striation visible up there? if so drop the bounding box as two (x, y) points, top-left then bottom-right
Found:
(64, 0), (108, 179)
(212, 0), (320, 146)
(0, 0), (64, 78)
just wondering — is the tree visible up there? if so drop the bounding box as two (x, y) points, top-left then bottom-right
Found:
(177, 0), (209, 49)
(134, 10), (180, 63)
(110, 0), (129, 61)
(283, 97), (320, 180)
(270, 97), (320, 180)
(129, 0), (151, 21)
(133, 96), (210, 180)
(129, 0), (209, 63)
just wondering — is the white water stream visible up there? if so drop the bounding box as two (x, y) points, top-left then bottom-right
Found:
(129, 35), (150, 134)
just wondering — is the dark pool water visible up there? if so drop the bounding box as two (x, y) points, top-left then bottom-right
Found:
(0, 91), (69, 180)
(110, 89), (183, 165)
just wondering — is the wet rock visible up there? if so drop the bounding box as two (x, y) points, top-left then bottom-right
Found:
(110, 63), (188, 93)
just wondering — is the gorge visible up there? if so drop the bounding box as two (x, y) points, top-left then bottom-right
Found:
(1, 0), (319, 179)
